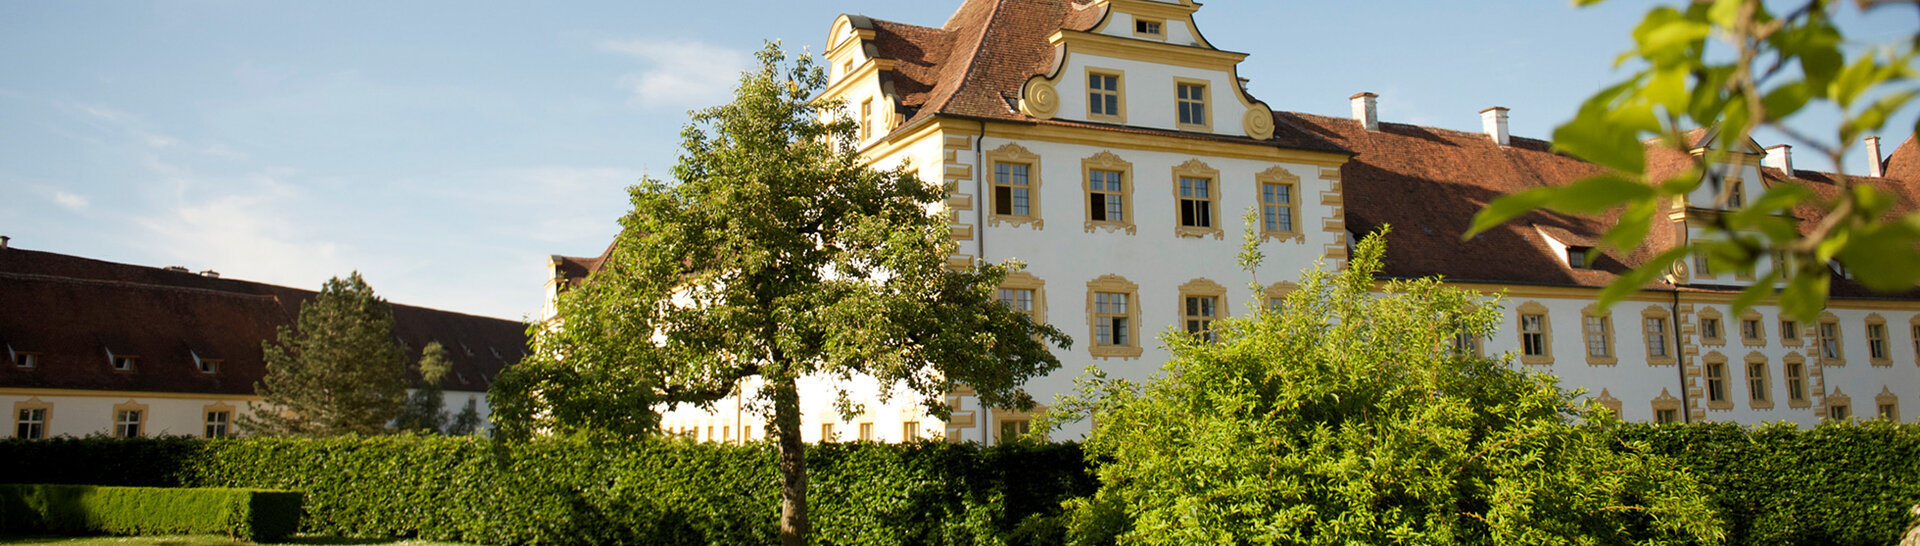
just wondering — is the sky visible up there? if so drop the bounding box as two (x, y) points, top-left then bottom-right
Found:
(2, 1), (1914, 322)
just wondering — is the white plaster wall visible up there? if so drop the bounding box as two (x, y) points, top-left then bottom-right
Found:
(1098, 12), (1204, 47)
(1053, 53), (1247, 137)
(3, 394), (258, 438)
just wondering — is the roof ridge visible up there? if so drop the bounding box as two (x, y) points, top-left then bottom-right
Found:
(0, 270), (285, 301)
(923, 0), (1009, 118)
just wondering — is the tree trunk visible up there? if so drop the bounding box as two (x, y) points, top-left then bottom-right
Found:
(774, 375), (810, 546)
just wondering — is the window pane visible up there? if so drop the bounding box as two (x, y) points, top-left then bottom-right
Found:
(1012, 188), (1029, 216)
(1113, 318), (1129, 345)
(1111, 294), (1127, 313)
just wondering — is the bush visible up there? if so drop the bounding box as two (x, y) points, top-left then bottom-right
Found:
(1616, 420), (1920, 546)
(0, 484), (301, 541)
(0, 435), (1093, 545)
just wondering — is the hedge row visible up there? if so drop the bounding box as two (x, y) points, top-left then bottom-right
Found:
(0, 422), (1914, 545)
(0, 435), (1094, 545)
(1612, 420), (1920, 546)
(0, 484), (301, 541)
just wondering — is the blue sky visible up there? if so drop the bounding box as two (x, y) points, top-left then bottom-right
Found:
(2, 1), (1912, 321)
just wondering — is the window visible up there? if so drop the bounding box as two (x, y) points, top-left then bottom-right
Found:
(999, 419), (1030, 440)
(1175, 80), (1209, 130)
(15, 406), (46, 439)
(998, 271), (1048, 325)
(859, 99), (872, 141)
(1133, 18), (1163, 37)
(1582, 306), (1615, 365)
(1785, 357), (1808, 406)
(1693, 250), (1713, 278)
(1817, 313), (1844, 365)
(1656, 409), (1679, 424)
(1781, 319), (1801, 346)
(986, 144), (1043, 228)
(902, 422), (920, 441)
(820, 423), (835, 442)
(1727, 179), (1746, 208)
(1172, 160), (1221, 238)
(1087, 275), (1143, 359)
(1086, 70), (1124, 122)
(205, 411), (230, 438)
(1257, 167), (1301, 241)
(1698, 307), (1725, 345)
(110, 354), (136, 371)
(115, 410), (142, 438)
(1877, 388), (1901, 421)
(199, 358), (221, 374)
(1567, 247), (1591, 269)
(1082, 152), (1135, 233)
(1827, 403), (1851, 421)
(1881, 402), (1900, 421)
(1516, 301), (1553, 365)
(1452, 330), (1483, 357)
(1179, 279), (1227, 342)
(858, 422), (874, 442)
(1745, 353), (1772, 409)
(1643, 307), (1675, 365)
(1652, 390), (1684, 423)
(706, 426), (714, 442)
(1913, 321), (1920, 365)
(722, 426), (731, 443)
(1264, 282), (1296, 316)
(1704, 354), (1732, 410)
(1866, 314), (1890, 365)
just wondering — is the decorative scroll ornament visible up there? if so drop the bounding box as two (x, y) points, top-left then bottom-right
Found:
(1243, 103), (1274, 140)
(1020, 78), (1059, 119)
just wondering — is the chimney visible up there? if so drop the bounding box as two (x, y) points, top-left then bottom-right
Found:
(1350, 92), (1378, 132)
(200, 270), (220, 278)
(0, 236), (8, 250)
(1765, 144), (1793, 175)
(1480, 107), (1510, 146)
(1866, 136), (1885, 178)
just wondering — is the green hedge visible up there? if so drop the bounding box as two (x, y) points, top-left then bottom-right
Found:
(0, 435), (1093, 545)
(0, 484), (301, 541)
(1614, 420), (1920, 546)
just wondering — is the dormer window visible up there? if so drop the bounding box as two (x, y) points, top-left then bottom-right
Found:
(1134, 18), (1163, 37)
(1567, 247), (1592, 269)
(107, 349), (136, 372)
(191, 350), (220, 374)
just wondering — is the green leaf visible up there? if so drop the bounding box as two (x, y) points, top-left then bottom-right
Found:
(1830, 52), (1881, 109)
(1760, 81), (1815, 120)
(1549, 174), (1658, 214)
(1647, 66), (1693, 111)
(1779, 269), (1830, 322)
(1837, 216), (1920, 291)
(1600, 199), (1658, 254)
(1465, 187), (1555, 239)
(1553, 116), (1650, 174)
(1729, 269), (1778, 316)
(1841, 89), (1918, 145)
(1633, 8), (1712, 61)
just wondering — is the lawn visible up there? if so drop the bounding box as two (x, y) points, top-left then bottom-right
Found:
(0, 536), (469, 546)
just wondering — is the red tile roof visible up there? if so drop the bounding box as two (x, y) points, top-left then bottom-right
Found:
(855, 0), (1348, 155)
(0, 247), (527, 395)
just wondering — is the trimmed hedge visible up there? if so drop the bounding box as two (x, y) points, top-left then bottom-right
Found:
(1613, 420), (1920, 546)
(0, 484), (301, 541)
(2, 422), (1913, 544)
(0, 435), (1094, 545)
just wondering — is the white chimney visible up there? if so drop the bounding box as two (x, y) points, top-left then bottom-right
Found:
(1480, 106), (1510, 146)
(1765, 144), (1793, 175)
(1350, 92), (1378, 132)
(1866, 136), (1885, 178)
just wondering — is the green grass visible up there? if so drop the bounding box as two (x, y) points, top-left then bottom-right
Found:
(0, 536), (468, 546)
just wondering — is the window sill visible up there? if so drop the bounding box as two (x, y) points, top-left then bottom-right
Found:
(1585, 356), (1618, 366)
(1647, 357), (1678, 367)
(1749, 399), (1774, 410)
(989, 214), (1044, 230)
(1174, 225), (1223, 240)
(1787, 399), (1811, 409)
(1090, 345), (1143, 360)
(1084, 220), (1136, 235)
(1258, 230), (1305, 244)
(1871, 358), (1893, 367)
(1519, 356), (1555, 366)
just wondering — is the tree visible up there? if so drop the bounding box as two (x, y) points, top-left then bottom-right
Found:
(394, 341), (451, 434)
(1468, 0), (1920, 321)
(490, 43), (1070, 545)
(1052, 230), (1725, 544)
(446, 397), (482, 436)
(245, 272), (409, 437)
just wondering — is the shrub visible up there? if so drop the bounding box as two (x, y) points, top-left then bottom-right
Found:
(0, 484), (301, 541)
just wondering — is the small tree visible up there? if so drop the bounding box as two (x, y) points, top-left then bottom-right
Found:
(1054, 230), (1725, 544)
(245, 272), (409, 437)
(394, 341), (451, 434)
(491, 43), (1069, 545)
(446, 398), (482, 436)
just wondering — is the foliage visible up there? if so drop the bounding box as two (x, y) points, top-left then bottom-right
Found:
(395, 342), (451, 434)
(0, 435), (1094, 546)
(1614, 420), (1920, 545)
(245, 273), (409, 437)
(0, 484), (301, 542)
(1468, 0), (1920, 320)
(446, 398), (482, 436)
(1053, 230), (1725, 544)
(490, 42), (1069, 544)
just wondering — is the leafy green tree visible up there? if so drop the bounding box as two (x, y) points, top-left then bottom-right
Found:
(1053, 230), (1725, 545)
(446, 398), (482, 436)
(245, 273), (409, 437)
(1469, 0), (1919, 320)
(394, 341), (451, 434)
(490, 43), (1070, 545)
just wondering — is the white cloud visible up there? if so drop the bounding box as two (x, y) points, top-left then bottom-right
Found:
(598, 38), (749, 109)
(51, 191), (89, 211)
